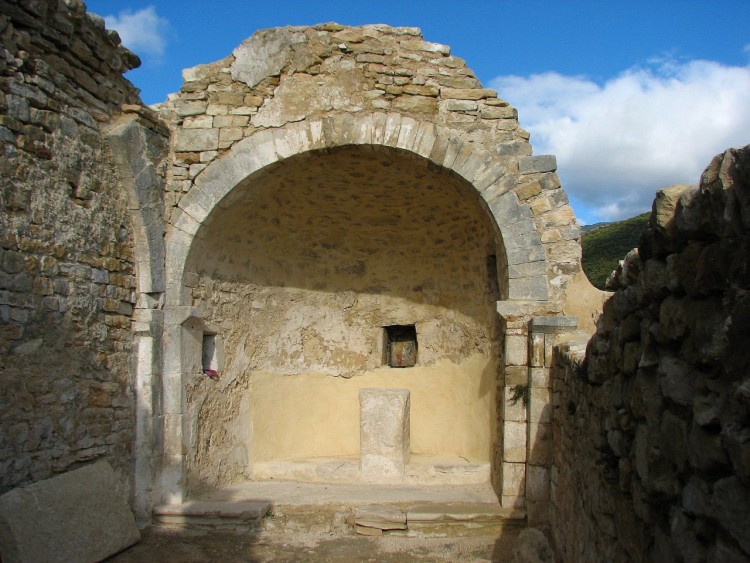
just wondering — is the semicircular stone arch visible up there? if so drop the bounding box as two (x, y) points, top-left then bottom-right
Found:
(167, 112), (549, 307)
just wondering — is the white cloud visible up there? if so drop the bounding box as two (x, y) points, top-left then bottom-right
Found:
(104, 6), (169, 61)
(491, 59), (750, 222)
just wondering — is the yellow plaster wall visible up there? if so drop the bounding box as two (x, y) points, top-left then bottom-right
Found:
(251, 354), (496, 462)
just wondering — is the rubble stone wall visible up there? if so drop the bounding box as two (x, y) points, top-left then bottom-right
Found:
(0, 0), (161, 495)
(158, 23), (581, 306)
(550, 146), (750, 561)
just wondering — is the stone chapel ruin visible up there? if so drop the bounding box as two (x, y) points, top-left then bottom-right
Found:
(1, 1), (748, 561)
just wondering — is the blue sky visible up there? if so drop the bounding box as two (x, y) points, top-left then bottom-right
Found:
(87, 0), (750, 224)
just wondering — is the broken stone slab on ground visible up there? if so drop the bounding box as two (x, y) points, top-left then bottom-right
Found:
(0, 460), (140, 563)
(354, 505), (407, 535)
(355, 506), (408, 529)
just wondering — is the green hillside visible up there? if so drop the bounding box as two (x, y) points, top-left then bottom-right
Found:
(581, 212), (650, 289)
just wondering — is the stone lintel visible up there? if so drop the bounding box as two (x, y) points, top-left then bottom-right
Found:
(530, 316), (578, 333)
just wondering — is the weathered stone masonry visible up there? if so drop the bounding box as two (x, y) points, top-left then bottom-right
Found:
(549, 146), (750, 561)
(0, 0), (167, 513)
(3, 6), (746, 562)
(2, 2), (595, 534)
(155, 23), (584, 512)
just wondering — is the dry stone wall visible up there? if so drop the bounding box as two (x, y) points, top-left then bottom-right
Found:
(550, 145), (750, 561)
(0, 0), (162, 495)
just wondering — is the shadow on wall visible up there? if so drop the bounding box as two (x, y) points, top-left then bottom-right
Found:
(187, 145), (507, 322)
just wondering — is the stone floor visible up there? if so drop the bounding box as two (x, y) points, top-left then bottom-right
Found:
(108, 525), (521, 562)
(111, 480), (526, 561)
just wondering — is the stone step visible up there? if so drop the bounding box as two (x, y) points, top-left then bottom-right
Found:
(156, 481), (524, 536)
(353, 501), (524, 537)
(152, 499), (524, 537)
(153, 500), (271, 529)
(252, 456), (491, 485)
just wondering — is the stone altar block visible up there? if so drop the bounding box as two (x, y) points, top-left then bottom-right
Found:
(360, 388), (410, 482)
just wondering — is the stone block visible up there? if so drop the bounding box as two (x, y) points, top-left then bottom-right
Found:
(526, 465), (550, 501)
(501, 494), (525, 509)
(503, 421), (527, 463)
(528, 423), (551, 465)
(441, 88), (496, 100)
(442, 99), (477, 111)
(0, 460), (139, 563)
(519, 155), (557, 174)
(174, 128), (219, 152)
(175, 100), (207, 117)
(530, 388), (552, 423)
(530, 333), (545, 367)
(401, 40), (450, 55)
(530, 315), (578, 333)
(530, 367), (550, 388)
(182, 64), (210, 82)
(360, 388), (410, 482)
(354, 506), (407, 530)
(503, 385), (527, 422)
(506, 335), (528, 366)
(403, 84), (439, 97)
(516, 180), (543, 201)
(480, 106), (516, 119)
(505, 366), (528, 387)
(508, 275), (550, 301)
(502, 462), (526, 496)
(530, 197), (552, 215)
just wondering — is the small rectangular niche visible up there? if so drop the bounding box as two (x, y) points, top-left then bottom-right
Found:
(384, 325), (417, 368)
(202, 332), (222, 373)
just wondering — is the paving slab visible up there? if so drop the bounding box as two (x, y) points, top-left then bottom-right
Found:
(407, 501), (518, 522)
(107, 525), (524, 562)
(0, 460), (139, 563)
(355, 506), (407, 530)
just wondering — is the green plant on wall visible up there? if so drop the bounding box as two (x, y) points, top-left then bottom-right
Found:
(509, 383), (530, 408)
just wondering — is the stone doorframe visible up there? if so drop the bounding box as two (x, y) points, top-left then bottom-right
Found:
(157, 111), (555, 511)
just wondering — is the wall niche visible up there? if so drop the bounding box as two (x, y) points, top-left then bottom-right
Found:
(384, 325), (418, 368)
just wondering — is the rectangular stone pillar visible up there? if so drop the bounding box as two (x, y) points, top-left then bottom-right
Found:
(360, 388), (410, 482)
(526, 315), (577, 525)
